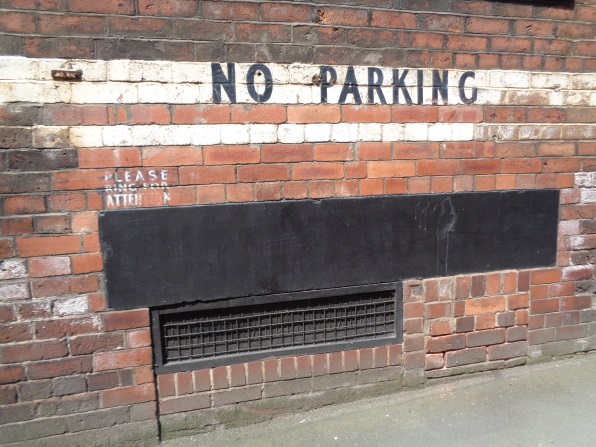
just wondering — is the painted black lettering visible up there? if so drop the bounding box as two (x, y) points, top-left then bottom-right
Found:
(392, 69), (412, 105)
(367, 67), (387, 105)
(320, 66), (337, 104)
(338, 66), (362, 104)
(432, 70), (449, 105)
(246, 64), (273, 103)
(458, 71), (478, 105)
(211, 63), (236, 104)
(416, 70), (424, 105)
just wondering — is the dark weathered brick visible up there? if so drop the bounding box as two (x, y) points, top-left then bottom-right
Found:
(0, 173), (51, 194)
(0, 417), (68, 443)
(52, 375), (87, 397)
(18, 380), (53, 401)
(0, 126), (31, 148)
(7, 149), (77, 171)
(65, 406), (130, 433)
(0, 402), (34, 424)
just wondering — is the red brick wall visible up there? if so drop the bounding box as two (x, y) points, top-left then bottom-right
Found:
(1, 0), (595, 444)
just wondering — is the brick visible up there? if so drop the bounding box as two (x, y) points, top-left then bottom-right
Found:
(466, 296), (506, 315)
(172, 105), (229, 124)
(0, 11), (36, 33)
(53, 375), (86, 396)
(371, 10), (416, 29)
(157, 375), (176, 397)
(487, 341), (527, 360)
(426, 334), (465, 353)
(0, 217), (33, 236)
(426, 302), (451, 319)
(0, 340), (67, 363)
(95, 348), (152, 371)
(507, 326), (528, 342)
(139, 0), (197, 16)
(561, 296), (592, 311)
(343, 106), (391, 123)
(317, 6), (368, 27)
(202, 1), (258, 20)
(15, 235), (80, 258)
(471, 275), (485, 297)
(368, 161), (415, 178)
(34, 214), (70, 234)
(176, 372), (193, 395)
(0, 365), (25, 385)
(445, 347), (486, 367)
(212, 385), (261, 406)
(466, 328), (506, 347)
(31, 274), (98, 298)
(238, 164), (290, 183)
(70, 333), (123, 356)
(78, 148), (141, 169)
(288, 105), (340, 124)
(293, 163), (343, 180)
(161, 394), (210, 414)
(417, 160), (460, 176)
(530, 299), (560, 315)
(392, 106), (438, 123)
(467, 17), (510, 34)
(179, 166), (236, 185)
(456, 316), (475, 333)
(262, 144), (312, 163)
(28, 256), (71, 277)
(102, 309), (149, 331)
(357, 142), (391, 160)
(102, 383), (156, 408)
(531, 269), (562, 285)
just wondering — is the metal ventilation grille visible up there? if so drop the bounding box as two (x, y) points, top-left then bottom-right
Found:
(152, 285), (400, 372)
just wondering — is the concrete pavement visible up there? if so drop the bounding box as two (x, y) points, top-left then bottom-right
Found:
(161, 352), (596, 447)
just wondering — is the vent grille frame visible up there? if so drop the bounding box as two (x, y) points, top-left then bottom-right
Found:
(151, 283), (402, 374)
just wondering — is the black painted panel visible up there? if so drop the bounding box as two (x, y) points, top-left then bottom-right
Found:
(100, 190), (559, 310)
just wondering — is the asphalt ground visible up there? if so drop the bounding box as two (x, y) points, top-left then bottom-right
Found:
(162, 352), (596, 447)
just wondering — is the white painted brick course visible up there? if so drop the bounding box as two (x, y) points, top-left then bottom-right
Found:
(381, 123), (405, 142)
(405, 123), (429, 141)
(103, 125), (134, 146)
(331, 123), (359, 143)
(428, 123), (452, 141)
(0, 57), (39, 80)
(572, 74), (596, 90)
(0, 81), (71, 103)
(191, 125), (221, 145)
(131, 125), (162, 146)
(160, 125), (193, 146)
(489, 71), (530, 88)
(38, 59), (108, 82)
(530, 73), (571, 90)
(278, 124), (305, 143)
(221, 124), (250, 145)
(304, 124), (331, 142)
(70, 126), (103, 148)
(137, 83), (202, 104)
(358, 123), (383, 142)
(171, 62), (212, 83)
(71, 82), (137, 104)
(249, 124), (278, 144)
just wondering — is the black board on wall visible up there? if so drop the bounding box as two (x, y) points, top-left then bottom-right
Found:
(99, 189), (559, 310)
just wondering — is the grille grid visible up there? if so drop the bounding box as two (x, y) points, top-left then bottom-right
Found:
(160, 290), (396, 365)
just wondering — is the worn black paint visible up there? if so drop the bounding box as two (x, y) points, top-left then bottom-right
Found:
(432, 70), (449, 105)
(246, 63), (273, 103)
(367, 67), (387, 105)
(319, 65), (337, 103)
(338, 66), (362, 104)
(211, 62), (236, 104)
(459, 71), (478, 105)
(393, 69), (412, 105)
(100, 190), (559, 311)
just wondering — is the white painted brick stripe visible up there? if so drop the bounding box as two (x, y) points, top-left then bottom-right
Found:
(68, 123), (479, 147)
(0, 57), (594, 107)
